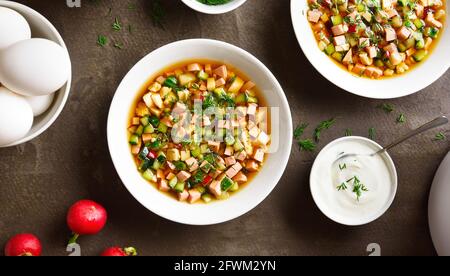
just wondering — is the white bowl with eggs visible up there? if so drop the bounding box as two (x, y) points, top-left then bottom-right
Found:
(310, 136), (398, 226)
(0, 1), (71, 147)
(181, 0), (248, 14)
(107, 39), (292, 225)
(291, 0), (450, 99)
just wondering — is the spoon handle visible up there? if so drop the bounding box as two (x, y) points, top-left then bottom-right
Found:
(378, 116), (448, 154)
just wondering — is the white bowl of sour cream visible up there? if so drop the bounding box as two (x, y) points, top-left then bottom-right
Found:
(310, 136), (398, 226)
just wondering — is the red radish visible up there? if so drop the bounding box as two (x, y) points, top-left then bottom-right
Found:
(5, 233), (42, 256)
(202, 175), (213, 186)
(67, 200), (107, 244)
(101, 247), (137, 257)
(147, 150), (157, 159)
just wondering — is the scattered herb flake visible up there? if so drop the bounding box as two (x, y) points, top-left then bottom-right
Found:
(314, 118), (336, 141)
(378, 103), (395, 113)
(369, 127), (376, 140)
(435, 132), (446, 141)
(112, 17), (122, 31)
(337, 182), (348, 191)
(345, 128), (353, 136)
(339, 163), (347, 170)
(294, 123), (309, 140)
(298, 139), (316, 152)
(97, 35), (108, 47)
(397, 113), (406, 123)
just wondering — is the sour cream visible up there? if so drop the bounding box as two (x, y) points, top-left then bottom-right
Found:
(310, 137), (397, 226)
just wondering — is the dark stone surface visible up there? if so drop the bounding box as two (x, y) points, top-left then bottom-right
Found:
(0, 0), (448, 256)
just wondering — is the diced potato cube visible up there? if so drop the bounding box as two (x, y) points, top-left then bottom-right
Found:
(228, 77), (244, 93)
(179, 73), (197, 86)
(148, 82), (162, 92)
(151, 93), (163, 109)
(207, 78), (216, 91)
(136, 102), (150, 116)
(167, 149), (180, 161)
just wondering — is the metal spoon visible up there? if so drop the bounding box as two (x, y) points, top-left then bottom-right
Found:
(336, 115), (448, 162)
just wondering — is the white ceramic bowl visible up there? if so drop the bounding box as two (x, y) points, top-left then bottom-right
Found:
(0, 1), (71, 147)
(291, 0), (450, 99)
(107, 39), (292, 225)
(310, 137), (398, 226)
(181, 0), (247, 14)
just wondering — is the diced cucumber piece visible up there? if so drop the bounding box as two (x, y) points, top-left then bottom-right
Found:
(196, 186), (207, 194)
(142, 169), (155, 182)
(149, 116), (160, 127)
(217, 191), (230, 200)
(230, 182), (239, 192)
(415, 39), (425, 49)
(139, 158), (153, 172)
(200, 144), (210, 154)
(221, 177), (234, 191)
(200, 161), (212, 173)
(398, 0), (408, 6)
(169, 177), (178, 188)
(138, 147), (149, 160)
(157, 123), (168, 133)
(143, 124), (154, 134)
(413, 50), (427, 62)
(246, 95), (258, 104)
(157, 153), (167, 164)
(234, 140), (244, 151)
(404, 37), (415, 49)
(191, 146), (202, 158)
(374, 59), (384, 67)
(201, 194), (212, 203)
(173, 161), (187, 171)
(331, 52), (343, 62)
(325, 43), (335, 55)
(135, 125), (144, 136)
(174, 182), (185, 193)
(426, 27), (439, 39)
(213, 88), (226, 97)
(152, 159), (162, 170)
(331, 15), (343, 26)
(140, 116), (150, 126)
(398, 43), (407, 52)
(357, 3), (365, 12)
(129, 134), (140, 145)
(414, 19), (425, 29)
(391, 16), (403, 28)
(234, 93), (247, 104)
(225, 135), (235, 146)
(197, 70), (209, 81)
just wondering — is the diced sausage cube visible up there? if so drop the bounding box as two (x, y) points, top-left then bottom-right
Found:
(397, 26), (411, 40)
(225, 156), (237, 167)
(331, 24), (347, 36)
(159, 179), (170, 192)
(233, 172), (248, 184)
(247, 103), (258, 116)
(215, 78), (226, 87)
(213, 65), (228, 79)
(366, 46), (378, 59)
(384, 43), (398, 54)
(307, 9), (322, 23)
(208, 141), (220, 153)
(257, 131), (270, 146)
(351, 63), (366, 75)
(245, 160), (259, 172)
(185, 157), (199, 172)
(178, 190), (189, 202)
(359, 38), (370, 48)
(389, 52), (403, 66)
(253, 148), (265, 163)
(333, 35), (347, 46)
(188, 189), (202, 204)
(187, 63), (202, 72)
(177, 171), (191, 182)
(249, 127), (260, 140)
(209, 181), (222, 198)
(224, 146), (234, 156)
(240, 81), (256, 92)
(385, 27), (397, 42)
(235, 150), (247, 161)
(342, 49), (353, 65)
(426, 13), (443, 28)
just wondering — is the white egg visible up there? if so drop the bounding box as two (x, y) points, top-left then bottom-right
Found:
(0, 86), (34, 146)
(0, 7), (31, 50)
(25, 93), (55, 117)
(0, 38), (70, 96)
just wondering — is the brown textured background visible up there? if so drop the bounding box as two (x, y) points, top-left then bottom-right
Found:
(0, 0), (449, 256)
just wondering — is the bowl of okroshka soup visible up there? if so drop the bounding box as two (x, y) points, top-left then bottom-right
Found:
(291, 0), (450, 99)
(107, 39), (292, 225)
